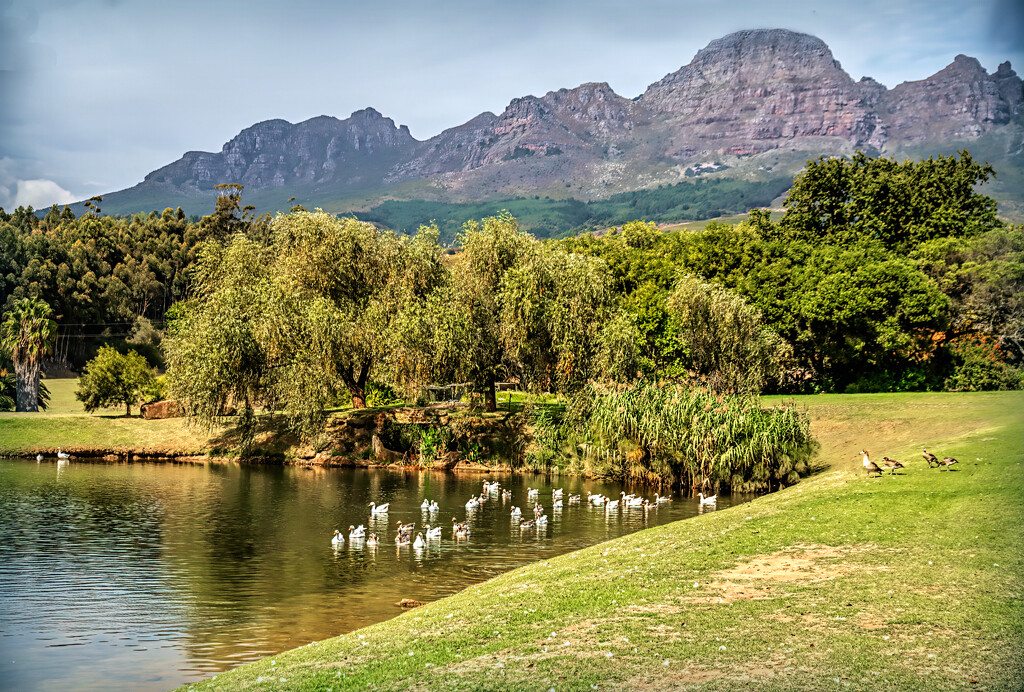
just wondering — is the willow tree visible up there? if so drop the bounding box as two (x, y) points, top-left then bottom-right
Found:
(164, 234), (275, 439)
(0, 297), (57, 412)
(166, 211), (448, 444)
(667, 276), (789, 394)
(454, 212), (612, 410)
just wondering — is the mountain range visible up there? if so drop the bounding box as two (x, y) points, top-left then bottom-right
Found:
(89, 29), (1024, 229)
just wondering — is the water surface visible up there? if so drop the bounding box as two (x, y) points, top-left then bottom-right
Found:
(0, 459), (750, 691)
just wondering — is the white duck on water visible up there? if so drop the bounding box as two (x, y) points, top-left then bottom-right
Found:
(331, 530), (345, 546)
(369, 502), (389, 515)
(57, 448), (70, 460)
(698, 492), (717, 506)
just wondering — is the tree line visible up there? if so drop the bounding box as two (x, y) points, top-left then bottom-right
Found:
(2, 152), (1021, 421)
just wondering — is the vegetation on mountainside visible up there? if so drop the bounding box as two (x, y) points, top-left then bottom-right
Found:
(353, 176), (792, 241)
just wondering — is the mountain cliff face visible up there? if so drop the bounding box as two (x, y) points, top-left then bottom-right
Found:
(143, 109), (417, 192)
(100, 29), (1023, 217)
(638, 30), (886, 156)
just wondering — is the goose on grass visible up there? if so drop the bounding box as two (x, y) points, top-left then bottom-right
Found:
(881, 456), (904, 475)
(861, 450), (884, 478)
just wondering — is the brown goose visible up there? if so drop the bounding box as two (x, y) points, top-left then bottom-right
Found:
(922, 448), (940, 468)
(861, 450), (884, 478)
(396, 520), (415, 539)
(938, 456), (959, 471)
(881, 456), (905, 475)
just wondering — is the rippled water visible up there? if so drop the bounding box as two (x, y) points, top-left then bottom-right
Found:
(0, 458), (751, 691)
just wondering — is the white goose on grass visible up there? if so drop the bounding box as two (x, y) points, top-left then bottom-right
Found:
(369, 502), (389, 515)
(698, 492), (717, 506)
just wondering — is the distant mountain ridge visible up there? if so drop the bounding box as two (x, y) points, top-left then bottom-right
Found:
(93, 29), (1024, 221)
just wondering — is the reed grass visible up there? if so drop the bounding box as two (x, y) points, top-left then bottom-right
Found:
(577, 381), (816, 491)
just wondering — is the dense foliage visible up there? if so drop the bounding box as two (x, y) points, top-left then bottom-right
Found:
(75, 345), (155, 416)
(560, 152), (1023, 392)
(2, 151), (1019, 429)
(572, 382), (816, 491)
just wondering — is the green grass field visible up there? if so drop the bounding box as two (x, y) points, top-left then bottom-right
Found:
(175, 391), (1024, 691)
(0, 378), (210, 455)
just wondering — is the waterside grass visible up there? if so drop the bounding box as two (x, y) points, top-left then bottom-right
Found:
(177, 391), (1023, 690)
(0, 379), (212, 455)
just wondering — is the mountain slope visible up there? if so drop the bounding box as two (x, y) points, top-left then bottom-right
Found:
(90, 29), (1024, 224)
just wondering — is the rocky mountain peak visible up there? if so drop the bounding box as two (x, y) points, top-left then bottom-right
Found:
(643, 28), (846, 104)
(117, 29), (1020, 219)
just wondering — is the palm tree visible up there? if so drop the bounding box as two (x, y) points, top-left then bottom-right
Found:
(0, 298), (57, 412)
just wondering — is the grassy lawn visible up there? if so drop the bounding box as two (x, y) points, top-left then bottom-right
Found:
(177, 391), (1024, 691)
(0, 377), (210, 455)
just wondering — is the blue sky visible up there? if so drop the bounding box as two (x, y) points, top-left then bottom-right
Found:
(0, 0), (1020, 210)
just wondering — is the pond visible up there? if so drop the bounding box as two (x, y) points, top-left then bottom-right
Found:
(0, 458), (753, 691)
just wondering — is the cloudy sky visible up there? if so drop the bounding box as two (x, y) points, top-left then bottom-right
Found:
(0, 0), (1020, 210)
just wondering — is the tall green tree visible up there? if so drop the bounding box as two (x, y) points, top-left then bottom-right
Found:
(774, 151), (1000, 251)
(0, 298), (57, 412)
(666, 276), (789, 394)
(76, 346), (155, 416)
(455, 212), (611, 410)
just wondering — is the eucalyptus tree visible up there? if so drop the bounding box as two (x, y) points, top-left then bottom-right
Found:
(0, 297), (57, 412)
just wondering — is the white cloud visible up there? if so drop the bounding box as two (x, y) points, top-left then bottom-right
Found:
(13, 179), (77, 209)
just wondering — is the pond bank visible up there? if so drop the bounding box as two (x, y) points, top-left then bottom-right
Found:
(175, 391), (1024, 691)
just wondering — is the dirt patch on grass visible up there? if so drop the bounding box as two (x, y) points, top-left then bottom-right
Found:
(685, 544), (855, 604)
(623, 603), (682, 615)
(620, 667), (723, 689)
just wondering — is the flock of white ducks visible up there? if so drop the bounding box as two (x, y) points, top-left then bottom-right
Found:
(329, 480), (727, 548)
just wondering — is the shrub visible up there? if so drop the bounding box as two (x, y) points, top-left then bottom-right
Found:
(945, 337), (1024, 391)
